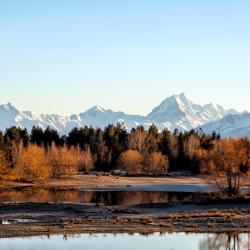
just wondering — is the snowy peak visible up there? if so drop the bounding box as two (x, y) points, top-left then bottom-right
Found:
(0, 103), (19, 114)
(147, 93), (239, 131)
(83, 105), (106, 114)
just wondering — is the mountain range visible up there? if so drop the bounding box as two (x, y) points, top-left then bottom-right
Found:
(0, 93), (249, 137)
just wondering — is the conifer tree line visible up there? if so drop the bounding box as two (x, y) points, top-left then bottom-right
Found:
(0, 124), (249, 190)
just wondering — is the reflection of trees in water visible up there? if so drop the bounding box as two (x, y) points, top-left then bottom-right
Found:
(0, 188), (204, 205)
(98, 191), (197, 205)
(0, 188), (94, 203)
(199, 233), (250, 250)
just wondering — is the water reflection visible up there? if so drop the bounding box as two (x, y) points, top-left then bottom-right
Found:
(0, 233), (249, 250)
(0, 187), (210, 205)
(199, 233), (250, 250)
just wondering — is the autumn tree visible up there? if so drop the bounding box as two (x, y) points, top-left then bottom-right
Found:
(48, 144), (78, 178)
(143, 152), (169, 175)
(77, 146), (94, 173)
(0, 150), (10, 179)
(202, 139), (250, 196)
(118, 150), (143, 175)
(13, 145), (51, 182)
(184, 134), (200, 159)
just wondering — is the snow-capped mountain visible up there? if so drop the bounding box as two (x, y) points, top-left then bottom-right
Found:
(78, 105), (145, 129)
(147, 93), (238, 131)
(0, 93), (245, 136)
(0, 103), (147, 134)
(199, 112), (250, 138)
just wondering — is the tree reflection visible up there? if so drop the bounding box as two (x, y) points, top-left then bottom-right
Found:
(199, 233), (250, 250)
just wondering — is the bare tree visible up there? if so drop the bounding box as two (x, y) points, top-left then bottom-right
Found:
(184, 134), (200, 159)
(127, 129), (148, 153)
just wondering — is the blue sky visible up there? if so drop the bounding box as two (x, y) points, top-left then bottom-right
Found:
(0, 0), (249, 115)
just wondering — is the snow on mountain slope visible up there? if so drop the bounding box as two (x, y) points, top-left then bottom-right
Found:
(79, 105), (146, 130)
(0, 94), (243, 135)
(199, 112), (250, 138)
(147, 93), (237, 131)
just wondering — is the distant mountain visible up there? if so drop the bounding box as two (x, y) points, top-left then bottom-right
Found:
(147, 93), (238, 131)
(0, 94), (245, 136)
(199, 112), (250, 138)
(78, 105), (146, 129)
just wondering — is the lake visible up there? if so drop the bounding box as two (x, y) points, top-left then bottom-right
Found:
(0, 233), (249, 250)
(0, 187), (213, 205)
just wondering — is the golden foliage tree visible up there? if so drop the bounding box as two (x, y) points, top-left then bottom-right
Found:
(118, 150), (143, 175)
(13, 145), (51, 182)
(184, 134), (200, 159)
(201, 139), (250, 196)
(0, 150), (10, 179)
(49, 144), (78, 178)
(144, 152), (169, 175)
(77, 146), (94, 173)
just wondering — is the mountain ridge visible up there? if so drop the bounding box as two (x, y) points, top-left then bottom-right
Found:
(0, 93), (247, 137)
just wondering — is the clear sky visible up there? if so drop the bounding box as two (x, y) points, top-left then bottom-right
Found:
(0, 0), (249, 115)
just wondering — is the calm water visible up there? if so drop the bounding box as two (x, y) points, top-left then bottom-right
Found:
(0, 233), (249, 250)
(0, 187), (211, 205)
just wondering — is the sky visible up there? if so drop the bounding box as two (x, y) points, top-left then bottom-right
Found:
(0, 0), (249, 115)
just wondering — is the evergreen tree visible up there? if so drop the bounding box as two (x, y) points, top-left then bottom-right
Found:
(18, 128), (30, 147)
(43, 127), (60, 148)
(4, 126), (21, 144)
(31, 126), (44, 146)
